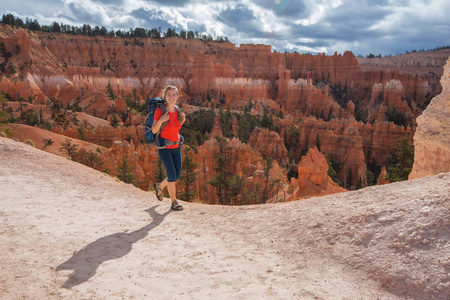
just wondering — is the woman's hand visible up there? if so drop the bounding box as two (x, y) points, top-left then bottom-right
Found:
(160, 112), (170, 123)
(179, 112), (186, 125)
(152, 112), (170, 133)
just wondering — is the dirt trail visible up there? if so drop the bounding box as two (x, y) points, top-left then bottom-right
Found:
(1, 137), (449, 299)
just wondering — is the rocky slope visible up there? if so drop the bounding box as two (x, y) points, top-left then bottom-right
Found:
(0, 136), (449, 299)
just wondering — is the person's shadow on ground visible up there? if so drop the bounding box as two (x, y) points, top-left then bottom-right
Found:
(56, 205), (171, 288)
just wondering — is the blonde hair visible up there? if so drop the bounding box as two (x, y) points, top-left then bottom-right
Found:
(162, 85), (179, 98)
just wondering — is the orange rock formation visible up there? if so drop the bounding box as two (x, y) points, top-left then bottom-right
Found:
(1, 23), (448, 202)
(296, 147), (346, 199)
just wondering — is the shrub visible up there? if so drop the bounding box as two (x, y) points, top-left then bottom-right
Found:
(74, 148), (106, 172)
(0, 110), (9, 124)
(43, 138), (54, 147)
(77, 126), (87, 140)
(24, 139), (35, 147)
(1, 127), (13, 138)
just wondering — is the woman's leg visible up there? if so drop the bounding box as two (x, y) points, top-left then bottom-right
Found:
(158, 177), (168, 190)
(157, 147), (182, 206)
(172, 146), (182, 181)
(159, 179), (176, 203)
(167, 181), (176, 203)
(166, 147), (182, 203)
(157, 148), (175, 196)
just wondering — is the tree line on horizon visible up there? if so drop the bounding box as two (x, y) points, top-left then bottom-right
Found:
(1, 13), (229, 42)
(356, 44), (450, 59)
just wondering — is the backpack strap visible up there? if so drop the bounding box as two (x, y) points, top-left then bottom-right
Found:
(160, 102), (167, 115)
(175, 105), (182, 121)
(158, 103), (168, 131)
(154, 103), (169, 148)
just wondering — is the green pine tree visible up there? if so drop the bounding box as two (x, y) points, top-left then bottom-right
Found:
(60, 138), (80, 160)
(80, 150), (106, 171)
(106, 83), (116, 100)
(209, 136), (234, 205)
(0, 90), (8, 111)
(284, 125), (300, 163)
(326, 155), (342, 186)
(77, 126), (87, 140)
(262, 156), (274, 204)
(386, 138), (414, 182)
(346, 167), (353, 189)
(219, 107), (233, 138)
(110, 114), (119, 128)
(179, 147), (198, 202)
(117, 156), (136, 185)
(316, 133), (321, 151)
(260, 109), (274, 131)
(366, 169), (375, 186)
(229, 174), (244, 205)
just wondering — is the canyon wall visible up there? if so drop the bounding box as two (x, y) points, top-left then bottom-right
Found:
(1, 23), (448, 201)
(0, 24), (440, 115)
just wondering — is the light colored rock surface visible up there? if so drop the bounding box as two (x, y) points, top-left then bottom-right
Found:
(1, 137), (449, 299)
(410, 57), (450, 179)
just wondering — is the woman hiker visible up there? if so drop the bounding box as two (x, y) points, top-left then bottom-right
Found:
(152, 85), (185, 211)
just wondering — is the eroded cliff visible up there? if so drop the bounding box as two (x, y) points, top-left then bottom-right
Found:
(1, 23), (448, 202)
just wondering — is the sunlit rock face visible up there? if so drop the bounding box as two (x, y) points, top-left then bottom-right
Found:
(410, 57), (450, 179)
(296, 146), (346, 199)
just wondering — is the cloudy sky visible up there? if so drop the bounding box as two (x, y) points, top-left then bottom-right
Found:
(2, 0), (449, 56)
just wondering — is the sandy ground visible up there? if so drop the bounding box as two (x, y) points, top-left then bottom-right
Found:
(1, 137), (449, 300)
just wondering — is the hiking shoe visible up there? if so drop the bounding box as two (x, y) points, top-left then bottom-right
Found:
(171, 200), (183, 211)
(153, 183), (163, 201)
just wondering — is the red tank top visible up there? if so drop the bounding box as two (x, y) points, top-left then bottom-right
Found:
(154, 107), (181, 149)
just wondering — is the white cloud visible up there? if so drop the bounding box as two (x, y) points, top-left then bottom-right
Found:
(370, 0), (449, 32)
(182, 3), (225, 34)
(295, 0), (343, 26)
(157, 7), (194, 30)
(242, 0), (289, 33)
(61, 0), (119, 27)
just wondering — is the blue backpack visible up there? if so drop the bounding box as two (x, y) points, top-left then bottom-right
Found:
(144, 97), (183, 148)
